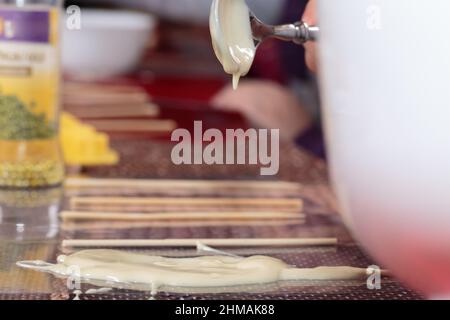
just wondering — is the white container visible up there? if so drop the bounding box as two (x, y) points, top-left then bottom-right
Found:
(318, 0), (450, 297)
(62, 9), (157, 79)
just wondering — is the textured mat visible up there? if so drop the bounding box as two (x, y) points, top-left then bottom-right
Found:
(0, 141), (423, 300)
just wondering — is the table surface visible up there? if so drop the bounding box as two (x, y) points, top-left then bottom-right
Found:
(0, 139), (423, 300)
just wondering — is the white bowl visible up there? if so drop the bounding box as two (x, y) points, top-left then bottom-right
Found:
(318, 0), (450, 297)
(62, 9), (157, 79)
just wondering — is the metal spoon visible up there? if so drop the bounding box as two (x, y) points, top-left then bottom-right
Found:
(250, 12), (319, 46)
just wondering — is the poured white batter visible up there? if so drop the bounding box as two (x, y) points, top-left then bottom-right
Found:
(19, 250), (375, 294)
(210, 0), (256, 89)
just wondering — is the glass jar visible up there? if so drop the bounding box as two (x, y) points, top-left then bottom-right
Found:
(0, 0), (64, 188)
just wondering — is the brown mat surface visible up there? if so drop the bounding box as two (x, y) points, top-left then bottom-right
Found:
(0, 140), (423, 300)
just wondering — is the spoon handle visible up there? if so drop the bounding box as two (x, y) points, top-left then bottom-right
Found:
(273, 21), (319, 45)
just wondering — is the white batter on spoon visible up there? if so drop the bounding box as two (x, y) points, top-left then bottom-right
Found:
(210, 0), (256, 89)
(18, 249), (377, 294)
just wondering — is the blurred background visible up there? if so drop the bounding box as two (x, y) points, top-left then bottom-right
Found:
(61, 0), (322, 158)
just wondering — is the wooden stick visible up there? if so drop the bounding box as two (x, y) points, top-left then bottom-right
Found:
(69, 207), (300, 214)
(65, 103), (160, 119)
(83, 119), (176, 133)
(60, 210), (304, 221)
(62, 238), (338, 248)
(64, 189), (302, 199)
(64, 94), (148, 106)
(65, 178), (301, 191)
(70, 197), (303, 209)
(61, 219), (305, 231)
(64, 83), (149, 105)
(64, 82), (148, 95)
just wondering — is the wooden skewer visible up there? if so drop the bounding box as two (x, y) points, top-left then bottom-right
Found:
(64, 95), (148, 106)
(64, 189), (302, 199)
(82, 119), (177, 133)
(69, 207), (300, 214)
(64, 93), (149, 106)
(70, 201), (303, 213)
(65, 178), (302, 191)
(64, 83), (149, 105)
(61, 219), (305, 231)
(60, 211), (304, 221)
(64, 82), (148, 95)
(65, 103), (160, 119)
(62, 238), (338, 248)
(70, 197), (303, 209)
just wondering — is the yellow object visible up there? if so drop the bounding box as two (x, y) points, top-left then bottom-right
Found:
(0, 6), (64, 188)
(60, 112), (119, 166)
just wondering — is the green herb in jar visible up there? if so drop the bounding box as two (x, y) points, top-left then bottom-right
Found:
(0, 95), (56, 140)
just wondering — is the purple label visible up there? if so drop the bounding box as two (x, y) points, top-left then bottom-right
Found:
(0, 10), (50, 43)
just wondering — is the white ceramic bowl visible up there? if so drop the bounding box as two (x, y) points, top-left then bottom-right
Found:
(318, 0), (450, 297)
(62, 9), (157, 79)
